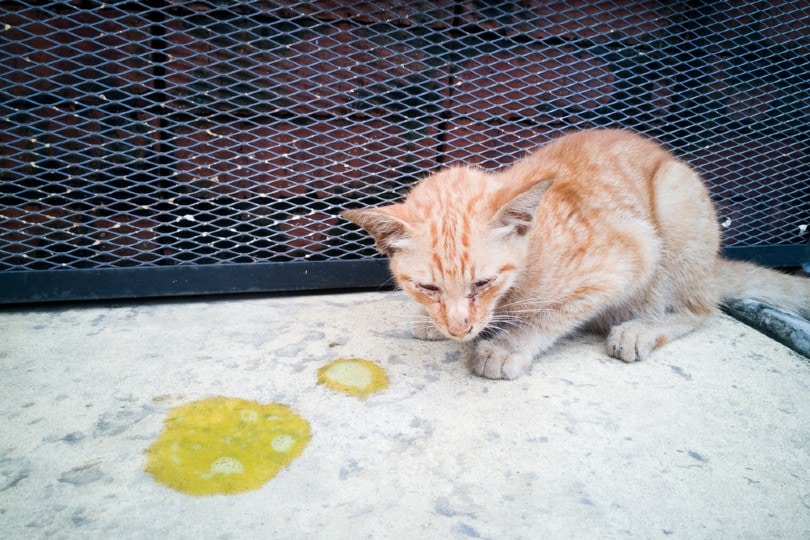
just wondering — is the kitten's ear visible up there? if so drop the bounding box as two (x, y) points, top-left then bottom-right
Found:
(494, 178), (554, 236)
(341, 206), (411, 256)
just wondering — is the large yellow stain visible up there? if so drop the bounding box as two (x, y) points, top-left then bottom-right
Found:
(317, 357), (388, 399)
(145, 396), (311, 496)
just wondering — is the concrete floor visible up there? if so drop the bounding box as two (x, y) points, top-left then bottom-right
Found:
(1, 290), (809, 539)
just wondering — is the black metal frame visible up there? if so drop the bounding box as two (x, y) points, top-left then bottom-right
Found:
(0, 259), (390, 304)
(1, 246), (806, 304)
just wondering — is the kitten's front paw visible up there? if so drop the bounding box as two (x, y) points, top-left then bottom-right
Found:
(606, 321), (658, 363)
(412, 322), (446, 341)
(467, 340), (531, 380)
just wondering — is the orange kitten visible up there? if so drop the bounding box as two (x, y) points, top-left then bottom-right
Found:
(342, 129), (810, 379)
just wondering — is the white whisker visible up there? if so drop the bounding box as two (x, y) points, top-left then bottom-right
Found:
(494, 306), (549, 317)
(500, 297), (562, 310)
(403, 316), (433, 323)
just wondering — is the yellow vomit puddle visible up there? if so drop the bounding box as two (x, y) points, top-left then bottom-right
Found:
(145, 397), (311, 496)
(317, 358), (388, 399)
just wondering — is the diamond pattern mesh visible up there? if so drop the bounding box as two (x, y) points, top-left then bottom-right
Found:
(1, 1), (807, 280)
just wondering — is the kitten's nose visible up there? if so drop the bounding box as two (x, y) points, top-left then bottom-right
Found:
(445, 302), (473, 338)
(447, 318), (473, 338)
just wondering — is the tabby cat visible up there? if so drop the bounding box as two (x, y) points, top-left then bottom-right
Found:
(342, 129), (809, 379)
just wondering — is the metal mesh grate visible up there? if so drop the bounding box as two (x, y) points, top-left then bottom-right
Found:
(1, 1), (808, 292)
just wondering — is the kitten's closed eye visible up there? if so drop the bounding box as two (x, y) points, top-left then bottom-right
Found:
(417, 283), (440, 294)
(472, 277), (495, 293)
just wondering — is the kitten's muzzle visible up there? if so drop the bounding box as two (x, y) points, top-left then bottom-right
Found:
(446, 319), (475, 340)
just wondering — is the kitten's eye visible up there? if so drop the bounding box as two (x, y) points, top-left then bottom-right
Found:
(416, 283), (440, 294)
(472, 277), (495, 292)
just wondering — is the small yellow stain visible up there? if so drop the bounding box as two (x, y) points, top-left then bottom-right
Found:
(317, 358), (388, 399)
(145, 396), (311, 496)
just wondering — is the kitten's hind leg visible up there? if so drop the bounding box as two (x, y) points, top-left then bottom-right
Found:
(606, 312), (709, 363)
(607, 158), (720, 363)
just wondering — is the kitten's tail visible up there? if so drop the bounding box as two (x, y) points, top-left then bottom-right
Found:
(716, 259), (810, 317)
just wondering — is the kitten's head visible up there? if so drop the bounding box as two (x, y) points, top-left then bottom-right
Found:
(342, 166), (552, 341)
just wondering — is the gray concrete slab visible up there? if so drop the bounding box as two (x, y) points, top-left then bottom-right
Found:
(1, 291), (809, 539)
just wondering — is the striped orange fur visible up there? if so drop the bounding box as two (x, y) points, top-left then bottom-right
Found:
(342, 129), (810, 379)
